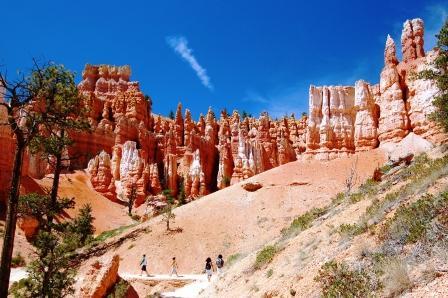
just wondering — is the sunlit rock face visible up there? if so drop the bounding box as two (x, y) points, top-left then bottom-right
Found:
(401, 18), (425, 63)
(377, 34), (410, 144)
(354, 80), (379, 151)
(305, 85), (356, 159)
(303, 18), (444, 159)
(87, 150), (116, 201)
(0, 97), (14, 203)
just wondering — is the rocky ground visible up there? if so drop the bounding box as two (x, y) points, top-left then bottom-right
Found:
(67, 149), (384, 296)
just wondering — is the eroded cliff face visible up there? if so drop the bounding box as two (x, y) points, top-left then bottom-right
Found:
(0, 97), (14, 202)
(74, 66), (305, 205)
(0, 18), (444, 207)
(304, 18), (444, 159)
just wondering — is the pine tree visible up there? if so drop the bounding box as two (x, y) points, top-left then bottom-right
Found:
(0, 61), (70, 293)
(177, 178), (187, 206)
(418, 19), (448, 131)
(17, 193), (76, 297)
(162, 189), (176, 231)
(127, 184), (138, 216)
(69, 204), (95, 245)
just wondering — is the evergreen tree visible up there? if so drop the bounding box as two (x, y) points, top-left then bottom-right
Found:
(127, 184), (138, 216)
(0, 61), (68, 293)
(162, 189), (176, 231)
(241, 110), (252, 120)
(168, 110), (175, 120)
(68, 204), (95, 245)
(6, 62), (90, 296)
(418, 19), (448, 131)
(28, 63), (90, 227)
(17, 193), (76, 297)
(177, 178), (187, 206)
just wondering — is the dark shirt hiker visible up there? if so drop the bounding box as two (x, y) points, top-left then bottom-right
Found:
(140, 254), (149, 276)
(205, 257), (214, 281)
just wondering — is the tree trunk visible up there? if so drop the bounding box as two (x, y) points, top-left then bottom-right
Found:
(167, 208), (171, 231)
(0, 143), (25, 296)
(47, 129), (65, 227)
(41, 141), (63, 293)
(47, 151), (62, 226)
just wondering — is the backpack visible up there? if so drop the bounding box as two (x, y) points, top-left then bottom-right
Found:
(216, 257), (224, 268)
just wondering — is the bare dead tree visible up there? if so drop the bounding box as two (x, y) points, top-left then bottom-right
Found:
(345, 156), (359, 195)
(0, 62), (43, 295)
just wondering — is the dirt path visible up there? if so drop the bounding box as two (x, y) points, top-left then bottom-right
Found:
(121, 273), (212, 298)
(9, 267), (28, 284)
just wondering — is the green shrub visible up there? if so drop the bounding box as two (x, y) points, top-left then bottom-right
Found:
(358, 178), (379, 197)
(222, 176), (231, 187)
(266, 268), (273, 278)
(338, 223), (367, 237)
(91, 224), (136, 245)
(254, 245), (277, 269)
(363, 191), (400, 225)
(227, 253), (241, 266)
(9, 278), (32, 297)
(130, 214), (141, 221)
(348, 192), (363, 203)
(398, 154), (448, 184)
(11, 253), (26, 268)
(315, 260), (379, 297)
(107, 279), (129, 298)
(332, 192), (346, 206)
(380, 164), (393, 174)
(347, 179), (379, 204)
(282, 207), (327, 237)
(379, 193), (446, 244)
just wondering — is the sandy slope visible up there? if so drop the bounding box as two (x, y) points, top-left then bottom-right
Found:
(1, 170), (133, 266)
(24, 170), (133, 234)
(199, 149), (448, 298)
(83, 150), (385, 296)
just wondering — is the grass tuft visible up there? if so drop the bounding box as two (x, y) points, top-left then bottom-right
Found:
(281, 207), (327, 238)
(254, 245), (278, 269)
(227, 253), (242, 266)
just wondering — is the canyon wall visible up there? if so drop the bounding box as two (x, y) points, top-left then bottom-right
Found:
(304, 18), (443, 159)
(0, 18), (443, 207)
(77, 67), (306, 205)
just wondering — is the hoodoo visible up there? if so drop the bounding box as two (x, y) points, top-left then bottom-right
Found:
(0, 18), (443, 209)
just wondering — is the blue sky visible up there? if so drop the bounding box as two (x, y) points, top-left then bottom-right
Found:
(1, 1), (446, 119)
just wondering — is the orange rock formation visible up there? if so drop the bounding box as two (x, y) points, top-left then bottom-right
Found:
(0, 18), (444, 209)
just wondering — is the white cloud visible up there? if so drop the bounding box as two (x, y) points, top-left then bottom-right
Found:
(166, 36), (213, 90)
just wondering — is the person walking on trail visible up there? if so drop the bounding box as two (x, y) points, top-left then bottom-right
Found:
(205, 257), (215, 282)
(170, 257), (180, 277)
(216, 254), (224, 275)
(140, 254), (149, 276)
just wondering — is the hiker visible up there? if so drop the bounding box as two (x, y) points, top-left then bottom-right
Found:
(216, 254), (224, 275)
(205, 257), (214, 282)
(140, 254), (149, 276)
(170, 257), (180, 277)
